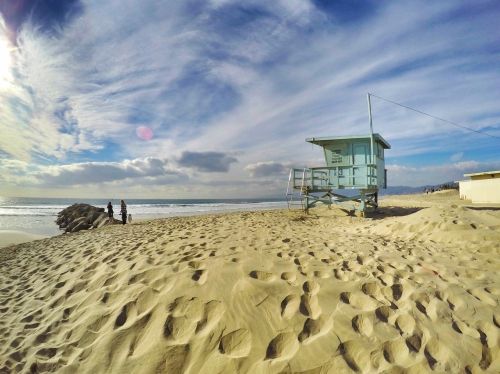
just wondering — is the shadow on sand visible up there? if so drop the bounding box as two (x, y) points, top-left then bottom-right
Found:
(466, 206), (500, 211)
(368, 206), (423, 220)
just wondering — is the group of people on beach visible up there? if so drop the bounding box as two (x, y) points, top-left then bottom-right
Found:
(106, 200), (130, 225)
(424, 182), (458, 195)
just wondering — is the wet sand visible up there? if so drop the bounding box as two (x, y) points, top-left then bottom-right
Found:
(0, 230), (45, 249)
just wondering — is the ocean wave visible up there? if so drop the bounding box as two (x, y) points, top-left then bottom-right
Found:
(0, 201), (286, 217)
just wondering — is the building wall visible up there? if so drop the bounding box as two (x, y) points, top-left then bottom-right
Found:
(376, 157), (386, 188)
(470, 173), (500, 181)
(459, 178), (500, 203)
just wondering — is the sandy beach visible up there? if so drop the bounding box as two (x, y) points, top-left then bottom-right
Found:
(0, 191), (499, 373)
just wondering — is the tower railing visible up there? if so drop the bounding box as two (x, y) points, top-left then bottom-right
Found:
(289, 165), (378, 192)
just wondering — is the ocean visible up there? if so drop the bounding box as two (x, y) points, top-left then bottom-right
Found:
(0, 197), (286, 237)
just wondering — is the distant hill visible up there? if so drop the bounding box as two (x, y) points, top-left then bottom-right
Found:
(380, 182), (458, 196)
(380, 186), (425, 195)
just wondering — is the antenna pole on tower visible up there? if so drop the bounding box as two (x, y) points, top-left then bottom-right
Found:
(367, 93), (375, 166)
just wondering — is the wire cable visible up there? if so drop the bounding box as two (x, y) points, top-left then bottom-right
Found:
(369, 93), (500, 140)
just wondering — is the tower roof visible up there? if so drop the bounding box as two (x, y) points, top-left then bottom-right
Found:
(305, 133), (391, 149)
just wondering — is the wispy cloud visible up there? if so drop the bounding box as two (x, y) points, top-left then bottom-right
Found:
(0, 0), (499, 197)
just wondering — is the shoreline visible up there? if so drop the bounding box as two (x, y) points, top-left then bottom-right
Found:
(0, 204), (287, 249)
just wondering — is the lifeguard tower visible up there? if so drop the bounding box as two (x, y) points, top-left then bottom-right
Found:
(286, 95), (391, 215)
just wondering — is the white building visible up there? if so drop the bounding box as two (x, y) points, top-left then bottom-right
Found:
(459, 170), (500, 203)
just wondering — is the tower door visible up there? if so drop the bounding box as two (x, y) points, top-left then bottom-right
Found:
(353, 143), (367, 165)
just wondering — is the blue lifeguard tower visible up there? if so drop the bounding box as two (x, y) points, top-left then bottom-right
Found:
(286, 95), (391, 215)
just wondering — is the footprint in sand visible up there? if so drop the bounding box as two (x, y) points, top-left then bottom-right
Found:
(298, 315), (333, 343)
(168, 296), (203, 318)
(302, 280), (320, 295)
(415, 296), (441, 320)
(477, 320), (498, 348)
(299, 294), (321, 319)
(281, 295), (300, 319)
(391, 283), (405, 301)
(383, 338), (409, 364)
(9, 337), (23, 349)
(265, 332), (299, 361)
(276, 252), (290, 260)
(339, 340), (371, 372)
(101, 292), (109, 304)
(341, 291), (378, 311)
(195, 300), (225, 336)
(454, 319), (481, 342)
(375, 305), (394, 323)
(405, 332), (423, 353)
(192, 269), (208, 285)
(164, 314), (199, 344)
(424, 337), (454, 371)
(219, 328), (252, 358)
(334, 269), (349, 281)
(135, 288), (159, 315)
(84, 310), (110, 333)
(36, 347), (58, 359)
(313, 270), (331, 279)
(395, 314), (415, 335)
(446, 293), (464, 311)
(54, 281), (66, 289)
(351, 314), (373, 336)
(378, 273), (394, 286)
(361, 282), (381, 299)
(468, 287), (496, 306)
(249, 270), (275, 282)
(476, 326), (493, 370)
(114, 301), (136, 328)
(280, 272), (296, 283)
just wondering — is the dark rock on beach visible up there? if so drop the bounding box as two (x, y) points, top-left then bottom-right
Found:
(56, 204), (120, 233)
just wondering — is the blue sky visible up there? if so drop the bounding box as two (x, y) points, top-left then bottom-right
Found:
(0, 0), (499, 198)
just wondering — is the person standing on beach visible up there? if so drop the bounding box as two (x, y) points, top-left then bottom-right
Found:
(120, 200), (127, 225)
(107, 202), (114, 222)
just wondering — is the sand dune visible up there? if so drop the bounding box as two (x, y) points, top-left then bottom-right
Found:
(0, 193), (499, 373)
(367, 205), (500, 251)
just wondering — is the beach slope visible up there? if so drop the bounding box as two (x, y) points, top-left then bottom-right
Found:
(0, 192), (499, 373)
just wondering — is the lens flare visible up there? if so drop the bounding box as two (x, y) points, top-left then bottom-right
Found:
(136, 126), (154, 141)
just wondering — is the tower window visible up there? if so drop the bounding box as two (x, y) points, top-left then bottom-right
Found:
(331, 149), (342, 163)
